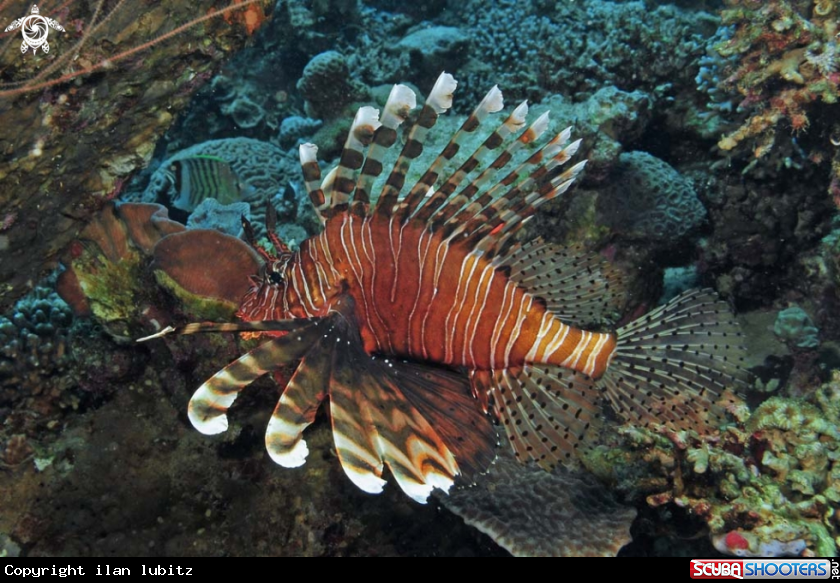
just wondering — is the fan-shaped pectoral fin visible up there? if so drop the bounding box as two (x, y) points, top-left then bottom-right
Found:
(324, 295), (495, 502)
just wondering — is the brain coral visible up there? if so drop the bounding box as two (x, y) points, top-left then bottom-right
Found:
(599, 151), (706, 241)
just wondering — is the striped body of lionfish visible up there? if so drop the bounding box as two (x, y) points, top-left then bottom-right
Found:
(142, 73), (749, 503)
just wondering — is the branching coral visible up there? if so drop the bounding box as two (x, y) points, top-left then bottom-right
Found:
(715, 0), (840, 158)
(0, 281), (73, 408)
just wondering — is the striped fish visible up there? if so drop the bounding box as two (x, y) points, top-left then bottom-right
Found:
(140, 73), (749, 503)
(164, 155), (244, 212)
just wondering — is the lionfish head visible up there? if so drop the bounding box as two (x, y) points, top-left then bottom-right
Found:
(236, 212), (295, 323)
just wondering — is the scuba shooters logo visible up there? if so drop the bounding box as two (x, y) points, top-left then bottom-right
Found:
(4, 4), (65, 55)
(691, 559), (838, 580)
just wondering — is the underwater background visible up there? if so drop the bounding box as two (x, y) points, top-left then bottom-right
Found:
(1, 0), (840, 557)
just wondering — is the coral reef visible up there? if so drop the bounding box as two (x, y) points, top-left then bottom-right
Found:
(187, 199), (251, 238)
(701, 171), (833, 305)
(0, 282), (72, 410)
(395, 26), (469, 80)
(0, 0), (270, 313)
(151, 230), (261, 320)
(55, 203), (184, 336)
(133, 138), (320, 243)
(438, 0), (715, 107)
(56, 201), (264, 328)
(222, 95), (266, 129)
(774, 305), (820, 349)
(141, 138), (296, 210)
(714, 0), (840, 159)
(278, 116), (323, 149)
(297, 51), (368, 119)
(597, 373), (840, 557)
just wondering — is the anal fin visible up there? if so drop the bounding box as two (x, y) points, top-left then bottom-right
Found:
(472, 365), (604, 470)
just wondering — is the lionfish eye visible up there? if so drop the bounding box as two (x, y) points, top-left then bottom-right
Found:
(268, 270), (284, 285)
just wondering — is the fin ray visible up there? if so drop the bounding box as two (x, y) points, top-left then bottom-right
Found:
(597, 288), (749, 433)
(188, 321), (320, 435)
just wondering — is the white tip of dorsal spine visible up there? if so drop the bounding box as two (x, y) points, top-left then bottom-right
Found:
(565, 138), (583, 158)
(555, 126), (573, 145)
(481, 85), (504, 114)
(544, 126), (573, 157)
(381, 84), (417, 128)
(352, 106), (382, 137)
(511, 100), (529, 124)
(561, 159), (588, 182)
(571, 159), (588, 173)
(428, 72), (458, 114)
(299, 142), (318, 165)
(531, 111), (550, 138)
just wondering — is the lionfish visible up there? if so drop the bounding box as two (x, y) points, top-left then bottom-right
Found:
(142, 73), (748, 503)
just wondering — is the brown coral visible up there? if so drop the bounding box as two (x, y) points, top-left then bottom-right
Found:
(152, 230), (261, 319)
(56, 202), (185, 321)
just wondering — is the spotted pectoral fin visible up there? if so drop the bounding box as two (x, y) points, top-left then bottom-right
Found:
(187, 319), (322, 435)
(472, 365), (605, 470)
(393, 360), (496, 482)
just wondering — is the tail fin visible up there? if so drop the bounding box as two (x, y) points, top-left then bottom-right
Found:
(597, 288), (749, 433)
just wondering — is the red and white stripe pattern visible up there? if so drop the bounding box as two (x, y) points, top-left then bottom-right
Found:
(249, 213), (618, 379)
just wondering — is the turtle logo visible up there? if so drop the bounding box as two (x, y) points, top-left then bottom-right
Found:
(4, 5), (65, 55)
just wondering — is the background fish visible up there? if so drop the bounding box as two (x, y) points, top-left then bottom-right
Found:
(164, 155), (244, 212)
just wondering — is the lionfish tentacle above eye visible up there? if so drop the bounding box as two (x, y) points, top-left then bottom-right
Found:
(152, 71), (750, 503)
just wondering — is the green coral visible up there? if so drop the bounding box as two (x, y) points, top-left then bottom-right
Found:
(715, 0), (840, 157)
(73, 250), (143, 325)
(152, 270), (239, 321)
(595, 375), (840, 556)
